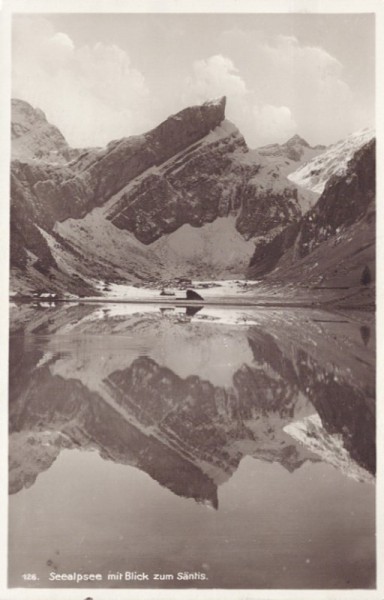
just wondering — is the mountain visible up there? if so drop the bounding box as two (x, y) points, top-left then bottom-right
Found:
(248, 138), (376, 307)
(10, 97), (321, 294)
(257, 134), (325, 168)
(252, 134), (325, 213)
(11, 99), (78, 164)
(10, 98), (375, 304)
(288, 128), (374, 194)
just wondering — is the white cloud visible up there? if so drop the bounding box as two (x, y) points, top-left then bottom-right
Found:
(218, 29), (369, 145)
(50, 32), (75, 52)
(256, 35), (360, 144)
(182, 54), (259, 143)
(182, 53), (297, 148)
(12, 16), (150, 147)
(183, 54), (248, 101)
(252, 105), (297, 145)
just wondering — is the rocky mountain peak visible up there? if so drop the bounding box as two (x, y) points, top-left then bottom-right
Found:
(11, 98), (48, 134)
(143, 95), (227, 155)
(286, 134), (310, 147)
(11, 98), (72, 163)
(288, 128), (375, 195)
(203, 95), (226, 110)
(257, 133), (324, 165)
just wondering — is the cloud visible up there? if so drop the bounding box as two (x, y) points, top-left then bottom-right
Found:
(12, 17), (371, 149)
(256, 35), (360, 143)
(49, 32), (75, 53)
(12, 16), (150, 147)
(183, 54), (248, 101)
(181, 53), (298, 147)
(182, 54), (260, 143)
(217, 29), (369, 145)
(260, 34), (347, 101)
(252, 105), (297, 145)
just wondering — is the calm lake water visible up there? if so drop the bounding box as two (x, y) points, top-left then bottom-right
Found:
(8, 302), (376, 589)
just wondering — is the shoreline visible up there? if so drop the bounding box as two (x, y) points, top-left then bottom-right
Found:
(10, 296), (375, 311)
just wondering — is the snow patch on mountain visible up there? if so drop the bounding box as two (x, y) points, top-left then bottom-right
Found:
(288, 128), (375, 194)
(53, 210), (256, 282)
(233, 145), (320, 214)
(151, 216), (256, 279)
(284, 413), (374, 483)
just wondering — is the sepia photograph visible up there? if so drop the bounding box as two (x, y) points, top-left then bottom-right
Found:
(1, 0), (382, 598)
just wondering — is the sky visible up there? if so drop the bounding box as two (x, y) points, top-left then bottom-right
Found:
(11, 12), (375, 149)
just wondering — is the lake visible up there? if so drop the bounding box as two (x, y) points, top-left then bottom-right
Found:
(8, 302), (376, 589)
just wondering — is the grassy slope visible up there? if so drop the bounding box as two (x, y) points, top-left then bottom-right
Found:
(256, 207), (375, 309)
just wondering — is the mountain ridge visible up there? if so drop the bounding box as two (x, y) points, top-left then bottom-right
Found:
(288, 128), (374, 194)
(248, 138), (375, 303)
(257, 133), (326, 165)
(11, 97), (306, 291)
(10, 97), (375, 303)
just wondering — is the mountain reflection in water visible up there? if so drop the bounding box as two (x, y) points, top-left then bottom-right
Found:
(9, 303), (375, 589)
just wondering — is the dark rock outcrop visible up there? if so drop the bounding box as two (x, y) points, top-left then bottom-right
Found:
(186, 289), (204, 300)
(74, 96), (228, 209)
(247, 221), (300, 278)
(236, 183), (300, 240)
(248, 139), (376, 285)
(296, 140), (375, 258)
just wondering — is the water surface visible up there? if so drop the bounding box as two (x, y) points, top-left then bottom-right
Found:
(9, 302), (376, 589)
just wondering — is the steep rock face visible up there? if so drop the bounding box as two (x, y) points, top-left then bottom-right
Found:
(105, 123), (302, 244)
(106, 120), (248, 242)
(12, 97), (372, 293)
(246, 221), (301, 282)
(11, 97), (304, 289)
(235, 178), (300, 240)
(71, 96), (228, 208)
(11, 97), (228, 225)
(296, 140), (375, 257)
(53, 125), (301, 282)
(10, 98), (233, 287)
(10, 158), (91, 282)
(248, 139), (376, 287)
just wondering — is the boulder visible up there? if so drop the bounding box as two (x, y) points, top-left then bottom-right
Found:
(186, 289), (204, 301)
